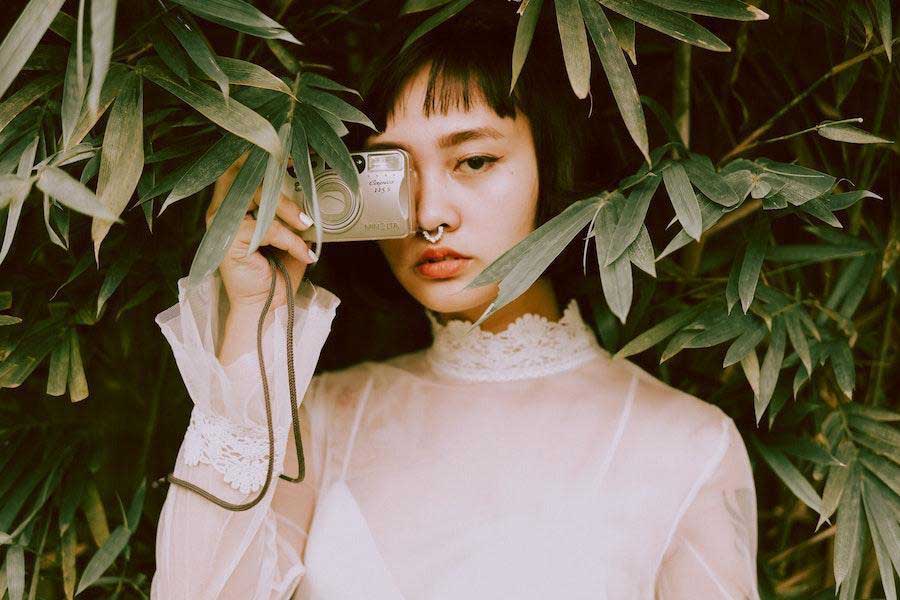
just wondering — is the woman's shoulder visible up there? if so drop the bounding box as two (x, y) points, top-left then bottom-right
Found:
(610, 359), (738, 454)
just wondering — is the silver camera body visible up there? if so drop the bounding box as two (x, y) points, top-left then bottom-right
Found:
(282, 148), (416, 242)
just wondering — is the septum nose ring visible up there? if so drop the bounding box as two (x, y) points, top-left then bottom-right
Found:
(419, 225), (444, 244)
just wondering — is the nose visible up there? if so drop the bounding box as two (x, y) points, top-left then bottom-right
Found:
(414, 164), (460, 235)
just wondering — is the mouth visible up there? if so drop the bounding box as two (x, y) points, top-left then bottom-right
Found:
(416, 256), (472, 279)
(415, 246), (473, 279)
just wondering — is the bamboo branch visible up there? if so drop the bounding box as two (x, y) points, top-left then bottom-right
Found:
(720, 37), (900, 165)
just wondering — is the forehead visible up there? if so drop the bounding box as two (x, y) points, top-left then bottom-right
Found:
(364, 64), (527, 150)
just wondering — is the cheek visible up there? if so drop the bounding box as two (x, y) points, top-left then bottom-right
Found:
(474, 163), (539, 242)
(377, 239), (403, 271)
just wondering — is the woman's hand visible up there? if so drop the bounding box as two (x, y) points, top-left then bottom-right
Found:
(206, 154), (317, 312)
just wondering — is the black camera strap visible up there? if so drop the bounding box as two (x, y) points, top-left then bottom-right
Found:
(163, 252), (307, 511)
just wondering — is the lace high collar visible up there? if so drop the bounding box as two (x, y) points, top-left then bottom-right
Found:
(423, 298), (605, 383)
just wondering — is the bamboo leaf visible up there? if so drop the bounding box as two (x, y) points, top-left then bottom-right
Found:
(46, 336), (70, 396)
(625, 223), (655, 276)
(818, 122), (893, 144)
(69, 63), (128, 148)
(160, 134), (251, 214)
(143, 63), (280, 154)
(91, 72), (143, 263)
(147, 22), (192, 82)
(800, 196), (842, 228)
(0, 137), (37, 266)
(860, 451), (900, 499)
(596, 0), (730, 51)
(741, 348), (760, 397)
(5, 544), (25, 600)
(828, 340), (855, 399)
(862, 477), (898, 600)
(298, 86), (376, 130)
(873, 0), (892, 62)
(0, 0), (66, 100)
(753, 437), (823, 513)
(724, 255), (740, 314)
(511, 0), (544, 93)
(682, 152), (741, 207)
(87, 0), (116, 115)
(61, 27), (92, 148)
(217, 57), (291, 94)
(594, 198), (633, 323)
(289, 115), (322, 253)
(401, 0), (475, 52)
(36, 166), (120, 221)
(613, 300), (710, 359)
(848, 416), (900, 451)
(96, 242), (140, 318)
(0, 75), (59, 136)
(248, 122), (292, 255)
(644, 0), (768, 20)
(580, 0), (649, 163)
(784, 309), (812, 375)
(738, 221), (768, 313)
(170, 0), (301, 43)
(164, 12), (229, 100)
(74, 524), (130, 595)
(685, 310), (753, 348)
(188, 147), (267, 286)
(400, 0), (453, 13)
(661, 161), (702, 241)
(843, 403), (900, 423)
(606, 173), (659, 264)
(757, 316), (785, 422)
(299, 72), (361, 97)
(757, 159), (835, 206)
(556, 0), (592, 99)
(833, 461), (861, 589)
(67, 328), (88, 402)
(822, 190), (881, 211)
(723, 319), (766, 367)
(608, 12), (636, 64)
(818, 441), (855, 529)
(60, 525), (77, 599)
(294, 103), (359, 194)
(465, 197), (603, 329)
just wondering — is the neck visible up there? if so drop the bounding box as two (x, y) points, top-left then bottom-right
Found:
(434, 277), (561, 334)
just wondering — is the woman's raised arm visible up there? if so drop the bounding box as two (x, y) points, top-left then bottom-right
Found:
(150, 268), (339, 599)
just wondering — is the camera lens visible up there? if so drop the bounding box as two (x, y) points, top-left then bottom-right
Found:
(309, 173), (361, 233)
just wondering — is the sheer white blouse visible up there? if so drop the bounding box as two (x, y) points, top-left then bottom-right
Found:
(150, 271), (760, 600)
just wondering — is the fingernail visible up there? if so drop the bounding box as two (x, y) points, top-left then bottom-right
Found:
(307, 249), (318, 263)
(299, 211), (313, 228)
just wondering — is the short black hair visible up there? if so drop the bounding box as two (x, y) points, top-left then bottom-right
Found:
(315, 3), (616, 368)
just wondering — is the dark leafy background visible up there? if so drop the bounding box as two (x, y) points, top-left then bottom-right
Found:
(0, 0), (897, 598)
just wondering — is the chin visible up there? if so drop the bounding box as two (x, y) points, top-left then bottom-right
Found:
(402, 271), (498, 318)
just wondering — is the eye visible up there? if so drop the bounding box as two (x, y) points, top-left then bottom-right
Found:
(456, 155), (499, 174)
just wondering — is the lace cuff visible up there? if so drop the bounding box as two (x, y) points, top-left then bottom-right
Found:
(155, 269), (339, 492)
(182, 406), (290, 494)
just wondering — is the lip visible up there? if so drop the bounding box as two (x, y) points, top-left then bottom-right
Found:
(415, 258), (472, 279)
(415, 246), (470, 266)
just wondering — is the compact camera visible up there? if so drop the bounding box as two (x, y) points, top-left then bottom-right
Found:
(282, 148), (417, 242)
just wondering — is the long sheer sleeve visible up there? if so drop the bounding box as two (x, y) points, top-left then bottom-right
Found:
(150, 270), (340, 600)
(654, 417), (760, 600)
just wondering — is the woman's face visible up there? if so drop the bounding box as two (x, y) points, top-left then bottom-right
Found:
(363, 64), (541, 320)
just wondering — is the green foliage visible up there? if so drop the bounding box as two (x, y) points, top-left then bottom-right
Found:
(0, 0), (897, 597)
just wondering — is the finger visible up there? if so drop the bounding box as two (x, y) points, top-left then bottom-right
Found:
(273, 193), (314, 232)
(260, 217), (317, 264)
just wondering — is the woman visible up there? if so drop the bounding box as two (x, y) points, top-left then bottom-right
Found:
(151, 7), (759, 600)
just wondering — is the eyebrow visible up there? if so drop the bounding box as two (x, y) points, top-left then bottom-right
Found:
(364, 126), (505, 152)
